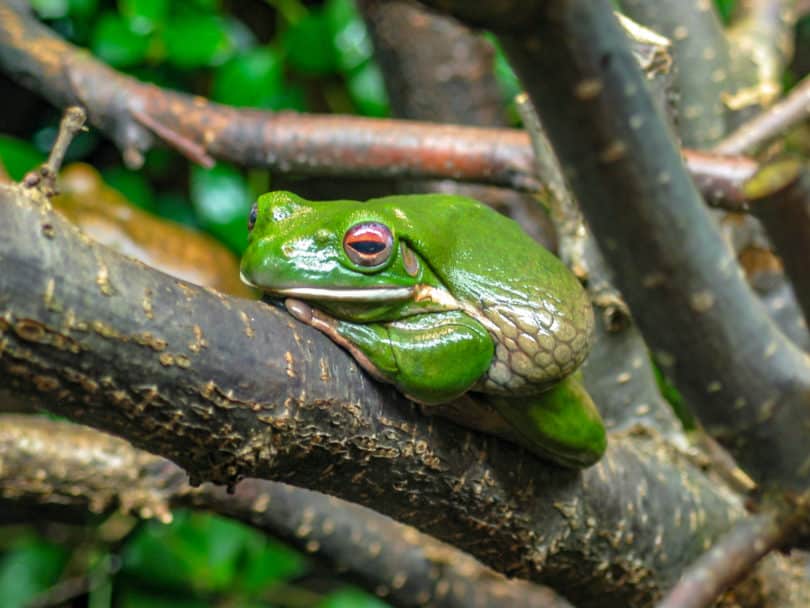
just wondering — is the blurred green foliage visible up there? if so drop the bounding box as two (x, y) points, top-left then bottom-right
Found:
(713, 0), (736, 23)
(0, 510), (391, 607)
(11, 0), (390, 256)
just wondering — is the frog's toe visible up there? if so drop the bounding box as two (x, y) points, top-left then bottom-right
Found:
(285, 298), (314, 323)
(492, 375), (606, 468)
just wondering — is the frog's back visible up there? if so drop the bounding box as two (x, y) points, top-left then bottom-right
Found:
(369, 194), (594, 394)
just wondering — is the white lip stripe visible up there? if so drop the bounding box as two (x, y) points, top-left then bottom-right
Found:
(271, 286), (415, 301)
(240, 279), (415, 301)
(239, 272), (415, 301)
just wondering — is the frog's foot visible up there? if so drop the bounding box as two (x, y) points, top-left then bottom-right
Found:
(490, 374), (606, 468)
(284, 298), (389, 384)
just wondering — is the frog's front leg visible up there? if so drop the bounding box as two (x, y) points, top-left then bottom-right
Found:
(285, 298), (493, 404)
(489, 373), (606, 468)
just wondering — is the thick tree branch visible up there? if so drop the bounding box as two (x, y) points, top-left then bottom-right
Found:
(0, 0), (764, 211)
(617, 0), (734, 148)
(0, 181), (747, 607)
(0, 0), (537, 191)
(358, 0), (508, 128)
(0, 415), (572, 608)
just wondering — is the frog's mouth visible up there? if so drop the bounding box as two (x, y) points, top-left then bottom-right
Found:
(240, 272), (414, 301)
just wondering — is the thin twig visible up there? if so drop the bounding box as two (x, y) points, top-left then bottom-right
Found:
(131, 107), (215, 169)
(715, 75), (810, 155)
(514, 93), (587, 276)
(657, 494), (810, 608)
(515, 93), (632, 329)
(684, 150), (759, 211)
(21, 105), (86, 198)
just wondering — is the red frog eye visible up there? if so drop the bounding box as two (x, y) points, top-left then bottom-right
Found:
(343, 222), (394, 267)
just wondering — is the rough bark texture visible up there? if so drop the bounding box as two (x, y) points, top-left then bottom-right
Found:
(618, 0), (734, 148)
(0, 415), (573, 608)
(0, 182), (747, 607)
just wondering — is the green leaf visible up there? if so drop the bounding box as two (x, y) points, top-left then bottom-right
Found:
(714, 0), (736, 24)
(319, 588), (391, 608)
(119, 0), (169, 34)
(154, 192), (199, 227)
(238, 537), (307, 593)
(0, 537), (69, 608)
(142, 147), (178, 179)
(488, 34), (521, 102)
(121, 511), (307, 598)
(123, 512), (251, 593)
(91, 12), (151, 67)
(266, 0), (307, 25)
(179, 0), (220, 13)
(263, 83), (309, 111)
(325, 0), (373, 72)
(32, 124), (99, 162)
(30, 0), (69, 19)
(162, 14), (235, 68)
(283, 10), (337, 75)
(118, 586), (210, 608)
(102, 166), (156, 212)
(0, 135), (45, 180)
(68, 0), (98, 17)
(190, 164), (252, 254)
(346, 62), (389, 117)
(652, 363), (695, 430)
(211, 47), (284, 108)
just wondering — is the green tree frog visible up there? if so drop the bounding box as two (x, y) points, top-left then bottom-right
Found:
(240, 191), (606, 467)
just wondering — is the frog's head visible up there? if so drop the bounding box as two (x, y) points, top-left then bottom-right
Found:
(240, 191), (448, 322)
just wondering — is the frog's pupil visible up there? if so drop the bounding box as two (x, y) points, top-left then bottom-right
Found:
(351, 241), (385, 254)
(248, 203), (258, 230)
(344, 221), (393, 267)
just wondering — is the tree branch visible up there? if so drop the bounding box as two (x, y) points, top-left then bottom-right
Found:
(657, 494), (810, 608)
(617, 0), (733, 148)
(0, 181), (747, 607)
(0, 415), (572, 608)
(715, 75), (810, 155)
(725, 0), (798, 116)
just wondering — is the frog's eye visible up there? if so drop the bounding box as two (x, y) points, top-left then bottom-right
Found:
(247, 202), (258, 231)
(343, 222), (393, 267)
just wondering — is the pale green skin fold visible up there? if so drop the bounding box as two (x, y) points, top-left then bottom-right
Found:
(241, 191), (606, 468)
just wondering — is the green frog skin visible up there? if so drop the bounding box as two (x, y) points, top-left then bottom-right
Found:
(240, 191), (606, 467)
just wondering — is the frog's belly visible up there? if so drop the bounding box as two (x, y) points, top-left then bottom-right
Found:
(473, 301), (593, 395)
